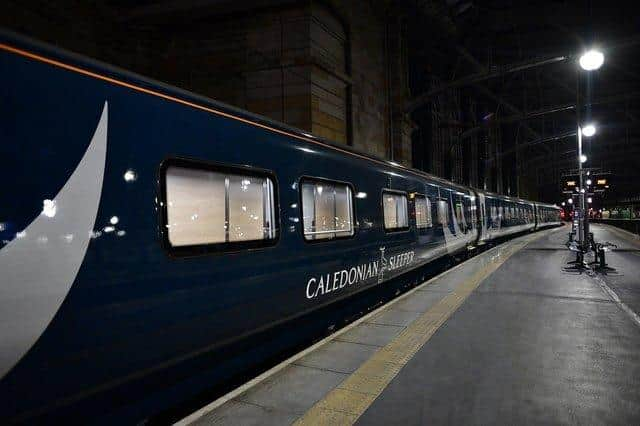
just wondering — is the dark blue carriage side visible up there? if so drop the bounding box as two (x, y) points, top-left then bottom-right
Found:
(476, 191), (537, 243)
(534, 202), (562, 229)
(0, 31), (486, 423)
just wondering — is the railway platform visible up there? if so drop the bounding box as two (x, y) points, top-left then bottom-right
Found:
(178, 223), (640, 425)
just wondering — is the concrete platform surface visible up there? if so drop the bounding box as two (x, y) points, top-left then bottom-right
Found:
(179, 224), (640, 425)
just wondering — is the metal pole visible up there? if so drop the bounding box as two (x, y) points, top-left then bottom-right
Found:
(577, 126), (585, 249)
(576, 67), (585, 252)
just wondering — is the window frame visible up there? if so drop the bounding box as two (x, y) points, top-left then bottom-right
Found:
(158, 157), (280, 257)
(413, 193), (433, 229)
(436, 198), (450, 226)
(298, 176), (357, 243)
(381, 189), (410, 233)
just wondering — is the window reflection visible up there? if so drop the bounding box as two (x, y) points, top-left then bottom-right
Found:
(383, 192), (408, 230)
(415, 196), (432, 228)
(301, 180), (353, 240)
(165, 166), (275, 247)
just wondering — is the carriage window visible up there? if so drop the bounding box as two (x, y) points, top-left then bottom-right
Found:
(437, 200), (449, 225)
(455, 203), (465, 225)
(414, 195), (432, 228)
(164, 165), (276, 247)
(301, 179), (354, 240)
(383, 191), (409, 230)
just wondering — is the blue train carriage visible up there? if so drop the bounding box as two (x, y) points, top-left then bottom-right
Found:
(476, 191), (536, 243)
(534, 202), (563, 229)
(0, 30), (490, 422)
(0, 29), (564, 422)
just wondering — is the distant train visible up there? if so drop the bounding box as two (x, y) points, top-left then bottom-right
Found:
(0, 30), (561, 423)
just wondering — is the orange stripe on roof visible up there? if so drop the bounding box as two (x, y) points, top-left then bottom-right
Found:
(0, 42), (421, 179)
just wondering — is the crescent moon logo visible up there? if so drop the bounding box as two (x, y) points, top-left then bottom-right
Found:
(0, 102), (108, 380)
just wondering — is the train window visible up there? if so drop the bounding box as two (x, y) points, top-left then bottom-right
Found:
(162, 161), (277, 251)
(437, 200), (449, 226)
(228, 175), (276, 242)
(383, 191), (409, 231)
(414, 195), (432, 228)
(301, 179), (354, 240)
(455, 203), (465, 227)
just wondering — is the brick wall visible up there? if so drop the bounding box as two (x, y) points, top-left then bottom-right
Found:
(2, 1), (414, 165)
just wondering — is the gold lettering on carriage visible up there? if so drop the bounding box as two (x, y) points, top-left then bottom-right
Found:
(305, 248), (415, 299)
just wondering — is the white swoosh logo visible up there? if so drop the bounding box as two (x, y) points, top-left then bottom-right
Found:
(0, 102), (108, 379)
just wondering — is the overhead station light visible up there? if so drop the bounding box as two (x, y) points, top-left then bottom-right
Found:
(579, 154), (588, 163)
(597, 179), (607, 185)
(586, 179), (592, 185)
(568, 198), (573, 204)
(581, 124), (596, 137)
(579, 49), (604, 71)
(566, 180), (576, 187)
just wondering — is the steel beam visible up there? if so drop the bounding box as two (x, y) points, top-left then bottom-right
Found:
(405, 54), (567, 112)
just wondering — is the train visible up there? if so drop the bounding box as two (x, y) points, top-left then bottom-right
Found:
(0, 30), (561, 423)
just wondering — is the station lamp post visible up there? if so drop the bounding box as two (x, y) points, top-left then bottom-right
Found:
(574, 48), (604, 255)
(576, 123), (596, 249)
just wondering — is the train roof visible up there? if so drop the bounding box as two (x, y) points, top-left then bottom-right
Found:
(477, 190), (535, 205)
(2, 29), (544, 202)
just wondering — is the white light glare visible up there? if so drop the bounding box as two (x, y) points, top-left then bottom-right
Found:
(582, 124), (596, 137)
(110, 216), (119, 225)
(580, 188), (585, 193)
(124, 169), (137, 182)
(561, 202), (566, 206)
(579, 154), (587, 163)
(579, 49), (604, 71)
(42, 199), (57, 218)
(568, 198), (573, 204)
(587, 197), (593, 203)
(586, 179), (592, 185)
(356, 192), (367, 199)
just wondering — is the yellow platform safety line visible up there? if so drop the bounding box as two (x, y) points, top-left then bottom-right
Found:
(294, 230), (552, 426)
